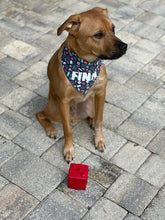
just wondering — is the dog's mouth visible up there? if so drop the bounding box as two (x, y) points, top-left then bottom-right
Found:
(98, 42), (127, 60)
(98, 49), (127, 60)
(110, 49), (127, 59)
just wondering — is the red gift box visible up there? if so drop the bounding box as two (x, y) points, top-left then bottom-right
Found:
(68, 163), (88, 190)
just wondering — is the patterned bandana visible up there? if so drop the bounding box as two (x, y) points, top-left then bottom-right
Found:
(61, 46), (102, 95)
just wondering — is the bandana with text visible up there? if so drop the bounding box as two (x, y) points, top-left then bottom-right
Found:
(61, 46), (102, 95)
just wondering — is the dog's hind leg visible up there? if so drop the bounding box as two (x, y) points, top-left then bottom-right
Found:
(36, 111), (57, 139)
(36, 93), (63, 138)
(89, 117), (95, 129)
(86, 95), (95, 129)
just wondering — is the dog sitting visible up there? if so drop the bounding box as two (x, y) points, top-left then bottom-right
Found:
(36, 7), (127, 163)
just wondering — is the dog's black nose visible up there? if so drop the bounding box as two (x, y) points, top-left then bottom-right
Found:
(119, 42), (127, 51)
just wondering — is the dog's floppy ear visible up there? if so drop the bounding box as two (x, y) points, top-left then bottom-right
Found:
(57, 14), (81, 36)
(102, 8), (108, 16)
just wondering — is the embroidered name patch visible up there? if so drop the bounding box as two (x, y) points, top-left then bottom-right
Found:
(61, 46), (102, 95)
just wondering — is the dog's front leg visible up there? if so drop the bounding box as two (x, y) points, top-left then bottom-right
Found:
(94, 91), (106, 152)
(59, 101), (74, 163)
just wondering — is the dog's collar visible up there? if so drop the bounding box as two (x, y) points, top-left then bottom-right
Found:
(61, 46), (103, 95)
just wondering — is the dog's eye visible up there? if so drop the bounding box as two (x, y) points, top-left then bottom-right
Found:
(94, 32), (104, 39)
(112, 26), (115, 33)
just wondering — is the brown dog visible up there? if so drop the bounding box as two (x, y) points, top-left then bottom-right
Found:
(36, 7), (127, 163)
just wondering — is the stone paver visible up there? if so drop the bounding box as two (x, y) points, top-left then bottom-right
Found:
(19, 96), (48, 118)
(106, 81), (147, 113)
(11, 26), (43, 43)
(0, 110), (32, 139)
(0, 57), (27, 80)
(42, 137), (91, 173)
(111, 142), (151, 174)
(33, 33), (62, 52)
(1, 39), (39, 62)
(118, 106), (165, 146)
(137, 12), (164, 27)
(0, 184), (39, 220)
(12, 70), (47, 91)
(1, 87), (36, 111)
(143, 96), (165, 120)
(105, 172), (158, 216)
(126, 72), (162, 96)
(82, 197), (127, 220)
(34, 81), (49, 97)
(27, 61), (47, 77)
(73, 120), (127, 161)
(25, 189), (87, 220)
(106, 56), (143, 84)
(139, 1), (165, 16)
(124, 213), (142, 220)
(0, 176), (9, 190)
(124, 21), (164, 41)
(111, 5), (143, 24)
(141, 59), (165, 80)
(0, 136), (21, 166)
(0, 0), (165, 219)
(0, 104), (8, 114)
(147, 130), (165, 158)
(126, 39), (163, 64)
(0, 17), (22, 34)
(153, 87), (165, 103)
(0, 150), (66, 200)
(0, 79), (18, 99)
(103, 102), (130, 130)
(116, 30), (140, 48)
(83, 154), (121, 188)
(141, 186), (165, 220)
(58, 177), (105, 208)
(137, 154), (165, 188)
(13, 122), (58, 156)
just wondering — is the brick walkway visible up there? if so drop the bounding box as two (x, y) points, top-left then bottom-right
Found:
(0, 0), (165, 219)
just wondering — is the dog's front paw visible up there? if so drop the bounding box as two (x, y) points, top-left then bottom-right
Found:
(63, 143), (75, 163)
(95, 132), (105, 152)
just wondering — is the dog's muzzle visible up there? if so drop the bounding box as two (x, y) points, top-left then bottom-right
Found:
(98, 41), (127, 60)
(110, 42), (127, 59)
(118, 42), (127, 53)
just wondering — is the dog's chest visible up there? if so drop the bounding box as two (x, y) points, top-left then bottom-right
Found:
(61, 46), (103, 95)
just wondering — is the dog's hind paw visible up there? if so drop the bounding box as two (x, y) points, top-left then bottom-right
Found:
(88, 117), (95, 129)
(46, 126), (56, 139)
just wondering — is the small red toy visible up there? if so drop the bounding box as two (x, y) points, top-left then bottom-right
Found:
(68, 163), (88, 190)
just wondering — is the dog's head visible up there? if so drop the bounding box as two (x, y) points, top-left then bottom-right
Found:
(57, 7), (127, 60)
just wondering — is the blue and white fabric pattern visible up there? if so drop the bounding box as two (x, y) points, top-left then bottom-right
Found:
(61, 46), (103, 95)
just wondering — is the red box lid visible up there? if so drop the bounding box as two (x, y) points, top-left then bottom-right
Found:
(68, 163), (88, 179)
